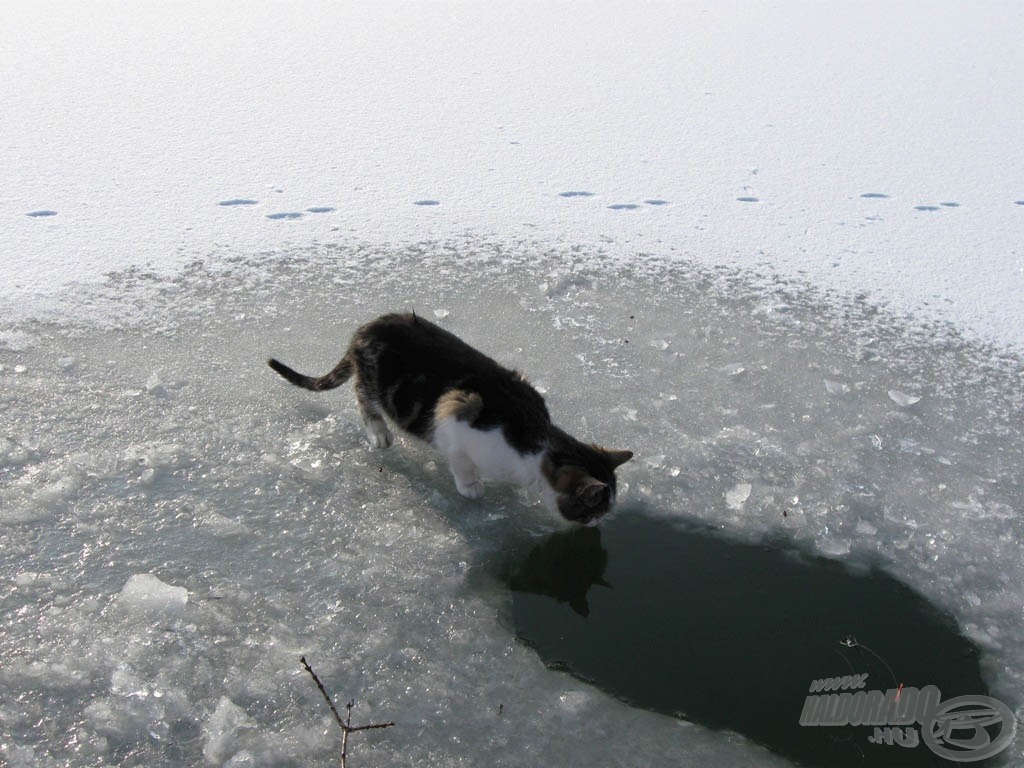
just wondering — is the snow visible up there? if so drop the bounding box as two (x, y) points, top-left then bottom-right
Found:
(4, 1), (1023, 348)
(2, 3), (1023, 766)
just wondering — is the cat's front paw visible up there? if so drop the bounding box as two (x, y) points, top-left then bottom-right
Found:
(456, 480), (485, 499)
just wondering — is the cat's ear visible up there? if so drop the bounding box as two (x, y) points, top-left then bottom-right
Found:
(602, 448), (633, 468)
(577, 478), (608, 507)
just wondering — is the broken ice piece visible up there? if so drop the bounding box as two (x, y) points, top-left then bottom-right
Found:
(643, 454), (665, 469)
(650, 339), (670, 351)
(824, 379), (850, 395)
(719, 363), (745, 376)
(433, 309), (450, 319)
(115, 574), (188, 620)
(725, 482), (752, 510)
(203, 697), (256, 764)
(887, 390), (921, 407)
(145, 373), (168, 397)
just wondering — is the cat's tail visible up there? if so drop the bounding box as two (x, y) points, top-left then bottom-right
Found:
(267, 356), (354, 391)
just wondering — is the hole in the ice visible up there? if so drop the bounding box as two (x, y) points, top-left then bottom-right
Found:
(510, 508), (989, 768)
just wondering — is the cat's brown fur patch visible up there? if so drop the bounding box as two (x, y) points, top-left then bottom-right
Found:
(435, 389), (483, 423)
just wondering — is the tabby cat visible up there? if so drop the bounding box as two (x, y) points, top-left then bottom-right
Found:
(268, 313), (632, 525)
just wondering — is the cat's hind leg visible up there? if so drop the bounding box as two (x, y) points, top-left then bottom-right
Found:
(354, 380), (393, 449)
(448, 454), (483, 501)
(447, 451), (484, 499)
(432, 391), (486, 499)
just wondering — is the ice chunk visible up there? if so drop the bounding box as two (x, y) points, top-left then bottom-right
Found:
(224, 751), (256, 768)
(823, 379), (850, 395)
(558, 690), (593, 713)
(887, 389), (921, 407)
(115, 574), (188, 620)
(643, 454), (665, 469)
(725, 483), (752, 510)
(203, 696), (256, 765)
(718, 363), (745, 376)
(432, 308), (450, 318)
(145, 372), (168, 398)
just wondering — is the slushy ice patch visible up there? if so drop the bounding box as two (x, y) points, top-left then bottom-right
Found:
(0, 239), (1020, 766)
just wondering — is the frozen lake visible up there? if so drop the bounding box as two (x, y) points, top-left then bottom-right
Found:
(4, 1), (1023, 764)
(1, 241), (1021, 765)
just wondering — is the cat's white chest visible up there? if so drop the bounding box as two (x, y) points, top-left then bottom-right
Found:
(432, 419), (543, 487)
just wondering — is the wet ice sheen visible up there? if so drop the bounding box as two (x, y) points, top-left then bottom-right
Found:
(1, 240), (1022, 766)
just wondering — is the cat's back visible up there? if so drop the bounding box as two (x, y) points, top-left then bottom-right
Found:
(358, 313), (550, 451)
(357, 312), (510, 377)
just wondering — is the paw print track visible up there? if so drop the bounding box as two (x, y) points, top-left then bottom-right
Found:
(559, 191), (595, 198)
(266, 212), (304, 220)
(25, 210), (58, 217)
(218, 199), (258, 207)
(413, 200), (440, 206)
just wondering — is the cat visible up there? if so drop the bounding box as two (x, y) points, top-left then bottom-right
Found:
(268, 312), (632, 525)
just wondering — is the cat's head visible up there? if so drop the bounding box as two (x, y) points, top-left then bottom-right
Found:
(543, 446), (633, 526)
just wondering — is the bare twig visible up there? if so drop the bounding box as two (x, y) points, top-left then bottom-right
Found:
(300, 656), (395, 768)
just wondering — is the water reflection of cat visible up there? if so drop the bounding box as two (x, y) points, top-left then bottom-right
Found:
(510, 527), (610, 617)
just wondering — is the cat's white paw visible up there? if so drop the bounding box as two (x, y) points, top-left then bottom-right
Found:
(456, 480), (485, 499)
(366, 421), (393, 449)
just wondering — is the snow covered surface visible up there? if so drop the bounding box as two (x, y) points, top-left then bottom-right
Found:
(2, 3), (1023, 766)
(4, 1), (1023, 348)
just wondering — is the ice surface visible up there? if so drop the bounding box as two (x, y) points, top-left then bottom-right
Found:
(4, 3), (1023, 764)
(1, 241), (1021, 766)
